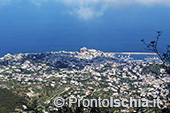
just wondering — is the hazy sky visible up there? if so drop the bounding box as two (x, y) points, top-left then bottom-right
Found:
(0, 0), (170, 55)
(1, 0), (170, 20)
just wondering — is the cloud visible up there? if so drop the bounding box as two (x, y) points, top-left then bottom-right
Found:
(135, 0), (170, 6)
(31, 0), (48, 7)
(61, 0), (170, 6)
(76, 7), (94, 20)
(0, 0), (11, 5)
(0, 0), (20, 6)
(61, 0), (108, 20)
(60, 0), (170, 20)
(67, 4), (107, 21)
(1, 0), (170, 20)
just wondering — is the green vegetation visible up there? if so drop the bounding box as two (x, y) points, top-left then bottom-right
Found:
(142, 64), (160, 74)
(0, 88), (25, 113)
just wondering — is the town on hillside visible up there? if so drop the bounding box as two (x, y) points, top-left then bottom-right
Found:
(0, 47), (169, 112)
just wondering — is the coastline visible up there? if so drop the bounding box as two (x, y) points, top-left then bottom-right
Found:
(113, 52), (157, 55)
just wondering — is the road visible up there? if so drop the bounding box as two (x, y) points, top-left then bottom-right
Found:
(45, 86), (70, 104)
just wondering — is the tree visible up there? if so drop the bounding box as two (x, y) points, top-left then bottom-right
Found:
(141, 31), (170, 112)
(16, 100), (43, 113)
(141, 31), (170, 74)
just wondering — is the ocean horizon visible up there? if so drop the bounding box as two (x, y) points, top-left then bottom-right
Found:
(0, 1), (170, 58)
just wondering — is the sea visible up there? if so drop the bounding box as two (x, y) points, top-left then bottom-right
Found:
(0, 1), (170, 60)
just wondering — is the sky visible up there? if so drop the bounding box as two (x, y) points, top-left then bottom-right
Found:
(0, 0), (170, 56)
